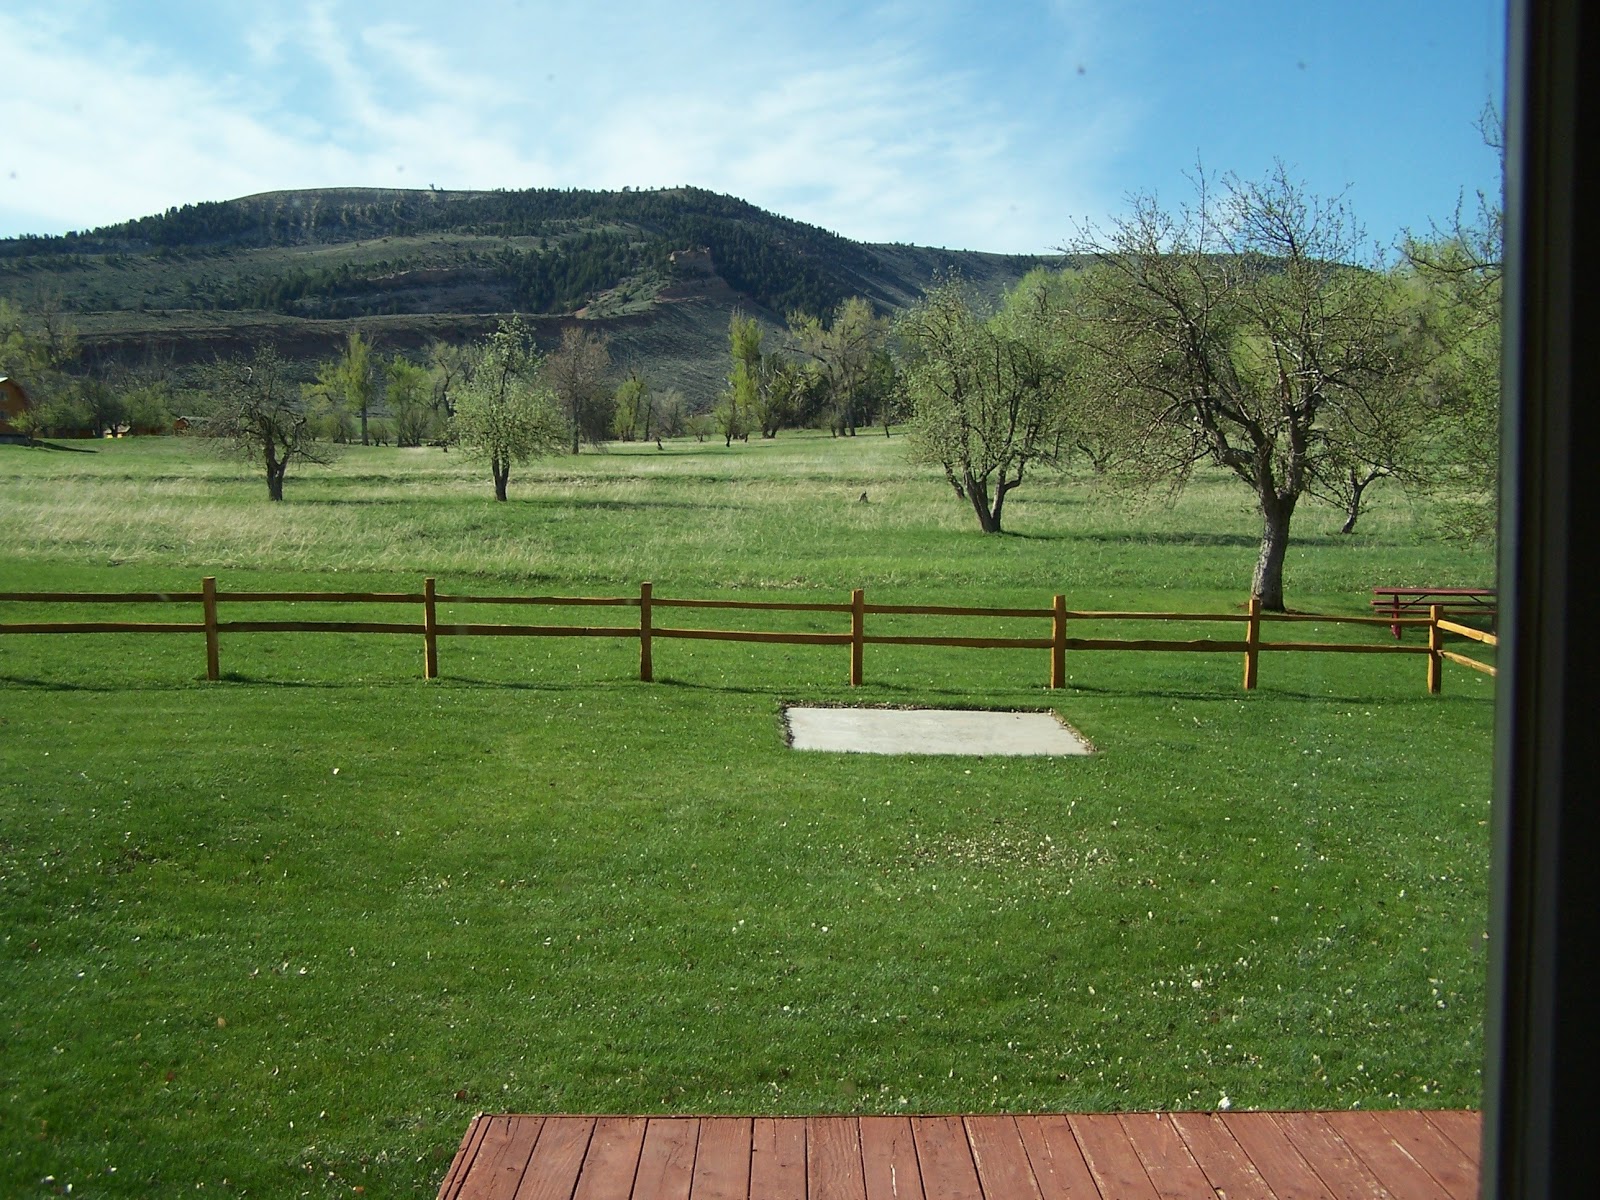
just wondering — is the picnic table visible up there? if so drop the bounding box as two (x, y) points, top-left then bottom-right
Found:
(1371, 586), (1497, 639)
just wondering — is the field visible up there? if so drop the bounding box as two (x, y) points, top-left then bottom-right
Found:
(1, 433), (1494, 1197)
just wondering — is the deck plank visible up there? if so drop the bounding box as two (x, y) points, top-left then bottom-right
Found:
(572, 1116), (648, 1200)
(964, 1116), (1043, 1200)
(1420, 1112), (1481, 1163)
(515, 1117), (594, 1200)
(438, 1110), (1480, 1200)
(1371, 1111), (1478, 1200)
(633, 1118), (701, 1200)
(1068, 1114), (1160, 1200)
(807, 1116), (867, 1200)
(692, 1116), (754, 1200)
(752, 1117), (808, 1200)
(1271, 1111), (1392, 1200)
(1322, 1113), (1448, 1200)
(1014, 1115), (1101, 1200)
(1118, 1113), (1216, 1200)
(859, 1115), (925, 1200)
(1224, 1112), (1335, 1200)
(1168, 1113), (1272, 1200)
(438, 1114), (496, 1200)
(456, 1114), (545, 1200)
(910, 1115), (983, 1200)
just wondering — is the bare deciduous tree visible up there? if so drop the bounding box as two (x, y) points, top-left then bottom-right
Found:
(900, 275), (1075, 534)
(1068, 164), (1421, 609)
(195, 346), (330, 501)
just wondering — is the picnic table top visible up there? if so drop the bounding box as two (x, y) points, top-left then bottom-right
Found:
(1371, 586), (1496, 597)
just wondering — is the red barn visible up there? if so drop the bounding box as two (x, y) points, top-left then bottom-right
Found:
(0, 376), (30, 442)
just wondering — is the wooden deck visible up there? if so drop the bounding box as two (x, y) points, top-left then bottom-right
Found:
(437, 1110), (1480, 1199)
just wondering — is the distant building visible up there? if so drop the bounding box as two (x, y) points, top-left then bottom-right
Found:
(0, 376), (30, 442)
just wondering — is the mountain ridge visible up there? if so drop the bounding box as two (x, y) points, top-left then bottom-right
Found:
(0, 185), (1066, 404)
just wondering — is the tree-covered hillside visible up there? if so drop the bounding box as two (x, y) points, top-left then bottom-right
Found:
(0, 185), (1061, 404)
(0, 186), (1037, 322)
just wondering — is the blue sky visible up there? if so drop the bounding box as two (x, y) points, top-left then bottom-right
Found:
(0, 1), (1504, 254)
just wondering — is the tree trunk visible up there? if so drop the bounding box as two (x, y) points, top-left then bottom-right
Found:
(1339, 470), (1374, 534)
(493, 464), (509, 502)
(1252, 493), (1297, 610)
(991, 479), (1012, 533)
(967, 476), (1001, 533)
(265, 444), (286, 501)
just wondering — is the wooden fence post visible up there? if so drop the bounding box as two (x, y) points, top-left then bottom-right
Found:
(1428, 603), (1443, 694)
(202, 576), (220, 681)
(1051, 594), (1067, 688)
(1243, 594), (1261, 690)
(850, 588), (865, 687)
(423, 577), (439, 680)
(639, 581), (654, 682)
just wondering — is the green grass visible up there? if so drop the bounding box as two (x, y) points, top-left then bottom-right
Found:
(1, 434), (1494, 1196)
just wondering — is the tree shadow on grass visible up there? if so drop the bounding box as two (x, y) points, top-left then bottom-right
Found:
(1002, 529), (1264, 548)
(285, 495), (738, 513)
(639, 676), (794, 699)
(0, 667), (1494, 709)
(24, 439), (100, 453)
(0, 672), (207, 693)
(1055, 679), (1495, 707)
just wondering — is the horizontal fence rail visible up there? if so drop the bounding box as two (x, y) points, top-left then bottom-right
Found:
(0, 580), (1499, 694)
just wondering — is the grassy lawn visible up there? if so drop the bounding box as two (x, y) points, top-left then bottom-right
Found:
(1, 434), (1494, 1197)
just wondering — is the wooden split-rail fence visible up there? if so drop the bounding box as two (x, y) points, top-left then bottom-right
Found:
(0, 578), (1498, 693)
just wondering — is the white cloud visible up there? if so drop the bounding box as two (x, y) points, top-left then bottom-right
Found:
(0, 2), (1132, 251)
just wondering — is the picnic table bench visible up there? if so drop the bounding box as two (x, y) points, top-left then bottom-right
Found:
(1371, 586), (1497, 639)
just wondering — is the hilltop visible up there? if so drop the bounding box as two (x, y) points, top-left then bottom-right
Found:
(0, 186), (1063, 402)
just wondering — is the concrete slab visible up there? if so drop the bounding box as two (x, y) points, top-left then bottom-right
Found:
(783, 706), (1093, 756)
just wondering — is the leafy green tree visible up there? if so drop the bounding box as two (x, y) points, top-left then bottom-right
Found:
(900, 275), (1075, 533)
(124, 381), (173, 434)
(427, 339), (473, 424)
(724, 311), (800, 439)
(611, 368), (654, 441)
(384, 355), (437, 447)
(1295, 271), (1444, 534)
(347, 331), (377, 445)
(789, 296), (887, 436)
(194, 345), (331, 501)
(654, 388), (690, 438)
(12, 390), (92, 440)
(78, 376), (128, 438)
(115, 344), (179, 435)
(862, 347), (902, 437)
(451, 318), (564, 500)
(713, 384), (750, 447)
(542, 326), (612, 453)
(726, 310), (762, 437)
(1402, 109), (1502, 544)
(309, 362), (351, 442)
(306, 329), (376, 444)
(1068, 164), (1422, 609)
(1409, 245), (1499, 543)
